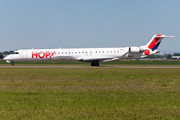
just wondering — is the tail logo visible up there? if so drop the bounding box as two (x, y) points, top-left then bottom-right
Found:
(148, 34), (162, 51)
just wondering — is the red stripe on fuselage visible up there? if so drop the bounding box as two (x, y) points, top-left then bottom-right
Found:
(148, 34), (161, 49)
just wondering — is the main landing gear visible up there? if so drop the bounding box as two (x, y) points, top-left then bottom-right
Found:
(91, 62), (99, 66)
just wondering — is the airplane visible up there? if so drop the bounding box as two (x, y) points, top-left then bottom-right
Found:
(3, 34), (174, 66)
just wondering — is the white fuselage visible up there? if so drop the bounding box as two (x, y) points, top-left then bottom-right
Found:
(4, 47), (145, 62)
(4, 34), (172, 66)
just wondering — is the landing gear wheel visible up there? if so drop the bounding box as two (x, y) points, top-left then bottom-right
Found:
(95, 62), (99, 66)
(91, 62), (95, 66)
(91, 62), (100, 67)
(11, 61), (14, 66)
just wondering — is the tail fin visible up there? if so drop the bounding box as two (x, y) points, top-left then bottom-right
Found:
(145, 34), (174, 51)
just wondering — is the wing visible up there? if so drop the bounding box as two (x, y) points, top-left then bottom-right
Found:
(82, 57), (116, 62)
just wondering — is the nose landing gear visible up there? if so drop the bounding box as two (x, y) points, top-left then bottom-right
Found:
(11, 61), (14, 66)
(91, 62), (99, 66)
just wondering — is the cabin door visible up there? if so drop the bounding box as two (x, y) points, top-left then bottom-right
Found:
(22, 50), (27, 59)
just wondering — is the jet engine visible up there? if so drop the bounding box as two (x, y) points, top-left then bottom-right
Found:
(129, 47), (143, 53)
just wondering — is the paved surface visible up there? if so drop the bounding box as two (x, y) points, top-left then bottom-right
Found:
(1, 65), (180, 68)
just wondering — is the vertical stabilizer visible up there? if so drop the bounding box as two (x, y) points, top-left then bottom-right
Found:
(145, 34), (174, 51)
(146, 34), (163, 51)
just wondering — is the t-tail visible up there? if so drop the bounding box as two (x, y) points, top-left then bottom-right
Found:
(140, 34), (174, 57)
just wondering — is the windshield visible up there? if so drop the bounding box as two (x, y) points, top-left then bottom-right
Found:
(14, 52), (19, 54)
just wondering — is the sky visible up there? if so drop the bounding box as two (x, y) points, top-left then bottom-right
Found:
(0, 0), (179, 54)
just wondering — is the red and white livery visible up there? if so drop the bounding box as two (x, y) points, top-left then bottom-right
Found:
(4, 34), (174, 66)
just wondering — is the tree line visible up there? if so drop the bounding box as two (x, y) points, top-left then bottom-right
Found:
(0, 51), (14, 59)
(145, 53), (180, 59)
(145, 54), (172, 59)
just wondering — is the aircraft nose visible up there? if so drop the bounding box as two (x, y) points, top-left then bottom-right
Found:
(3, 56), (11, 63)
(3, 56), (9, 60)
(3, 56), (7, 60)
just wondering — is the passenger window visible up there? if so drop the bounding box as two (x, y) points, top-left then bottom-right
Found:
(62, 52), (63, 54)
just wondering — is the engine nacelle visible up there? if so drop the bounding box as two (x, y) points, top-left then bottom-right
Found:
(129, 47), (142, 53)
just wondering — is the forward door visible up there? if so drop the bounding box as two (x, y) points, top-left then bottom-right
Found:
(22, 50), (27, 59)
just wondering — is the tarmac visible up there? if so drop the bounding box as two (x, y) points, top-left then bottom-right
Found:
(0, 65), (180, 68)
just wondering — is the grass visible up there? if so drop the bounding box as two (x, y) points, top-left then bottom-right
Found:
(0, 67), (180, 119)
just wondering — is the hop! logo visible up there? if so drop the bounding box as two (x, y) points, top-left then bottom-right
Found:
(32, 51), (55, 58)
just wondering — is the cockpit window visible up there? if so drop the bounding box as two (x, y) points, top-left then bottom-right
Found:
(14, 52), (19, 54)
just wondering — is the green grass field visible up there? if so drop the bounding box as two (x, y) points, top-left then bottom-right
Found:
(0, 67), (180, 119)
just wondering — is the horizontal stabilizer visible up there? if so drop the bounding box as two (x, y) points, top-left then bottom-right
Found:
(155, 35), (175, 38)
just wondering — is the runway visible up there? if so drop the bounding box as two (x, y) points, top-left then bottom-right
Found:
(1, 65), (180, 68)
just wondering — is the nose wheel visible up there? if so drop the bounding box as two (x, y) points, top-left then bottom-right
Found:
(91, 62), (99, 66)
(11, 61), (14, 66)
